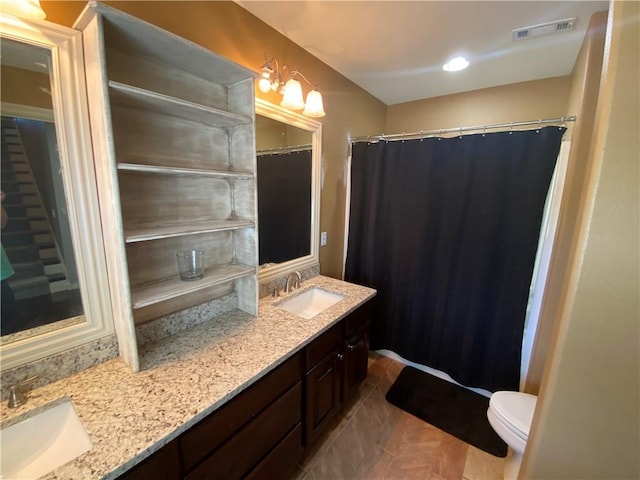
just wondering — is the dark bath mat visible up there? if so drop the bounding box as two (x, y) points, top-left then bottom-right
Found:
(385, 366), (508, 457)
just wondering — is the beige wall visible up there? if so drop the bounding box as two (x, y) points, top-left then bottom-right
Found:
(1, 65), (53, 110)
(255, 117), (311, 151)
(525, 11), (608, 394)
(386, 76), (572, 134)
(521, 1), (639, 478)
(43, 0), (387, 279)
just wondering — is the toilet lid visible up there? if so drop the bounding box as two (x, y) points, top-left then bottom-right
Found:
(490, 391), (537, 437)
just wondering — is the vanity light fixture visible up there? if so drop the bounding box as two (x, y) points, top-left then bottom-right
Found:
(442, 56), (469, 72)
(258, 56), (326, 117)
(0, 0), (46, 19)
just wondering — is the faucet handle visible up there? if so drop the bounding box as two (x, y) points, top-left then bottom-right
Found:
(7, 375), (38, 409)
(285, 271), (303, 293)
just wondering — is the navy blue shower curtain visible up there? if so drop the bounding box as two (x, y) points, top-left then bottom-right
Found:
(345, 127), (565, 392)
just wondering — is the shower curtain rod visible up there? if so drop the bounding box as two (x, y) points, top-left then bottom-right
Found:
(350, 115), (576, 143)
(257, 143), (312, 155)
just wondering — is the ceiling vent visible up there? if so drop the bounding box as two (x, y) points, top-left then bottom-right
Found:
(512, 17), (576, 41)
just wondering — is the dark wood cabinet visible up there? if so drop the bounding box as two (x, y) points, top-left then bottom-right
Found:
(180, 353), (303, 480)
(245, 424), (303, 480)
(303, 302), (371, 447)
(342, 303), (371, 404)
(304, 331), (343, 446)
(343, 325), (369, 404)
(117, 440), (181, 480)
(179, 353), (303, 472)
(184, 383), (302, 480)
(116, 299), (372, 480)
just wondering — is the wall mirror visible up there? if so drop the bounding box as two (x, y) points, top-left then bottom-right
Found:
(0, 14), (113, 370)
(255, 98), (322, 284)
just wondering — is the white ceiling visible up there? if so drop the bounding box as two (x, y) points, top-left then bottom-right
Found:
(236, 1), (609, 105)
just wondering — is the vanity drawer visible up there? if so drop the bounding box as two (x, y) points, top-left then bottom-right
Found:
(345, 301), (371, 336)
(184, 382), (302, 480)
(245, 423), (303, 480)
(118, 440), (181, 480)
(179, 352), (302, 471)
(305, 323), (342, 371)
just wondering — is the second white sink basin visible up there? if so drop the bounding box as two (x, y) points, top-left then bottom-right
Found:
(0, 399), (92, 479)
(277, 286), (344, 319)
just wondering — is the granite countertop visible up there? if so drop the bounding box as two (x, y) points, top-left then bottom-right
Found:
(0, 275), (376, 480)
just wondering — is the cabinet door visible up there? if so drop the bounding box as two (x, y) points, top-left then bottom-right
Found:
(343, 324), (369, 404)
(304, 350), (342, 446)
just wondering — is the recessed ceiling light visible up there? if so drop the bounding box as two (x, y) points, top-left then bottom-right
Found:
(443, 56), (469, 72)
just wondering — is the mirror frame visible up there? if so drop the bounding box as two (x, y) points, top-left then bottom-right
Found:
(0, 15), (113, 370)
(256, 98), (322, 284)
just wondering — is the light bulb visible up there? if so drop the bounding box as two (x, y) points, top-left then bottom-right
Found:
(280, 79), (305, 110)
(258, 77), (272, 93)
(442, 56), (469, 72)
(303, 90), (325, 117)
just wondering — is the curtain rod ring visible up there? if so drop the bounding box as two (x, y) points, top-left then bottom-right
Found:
(509, 122), (514, 134)
(482, 125), (487, 137)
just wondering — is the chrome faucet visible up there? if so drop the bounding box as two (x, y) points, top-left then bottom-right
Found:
(284, 271), (302, 293)
(7, 375), (38, 409)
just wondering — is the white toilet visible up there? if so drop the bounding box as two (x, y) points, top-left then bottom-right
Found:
(487, 391), (537, 480)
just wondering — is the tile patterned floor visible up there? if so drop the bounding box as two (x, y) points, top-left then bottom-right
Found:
(293, 353), (505, 480)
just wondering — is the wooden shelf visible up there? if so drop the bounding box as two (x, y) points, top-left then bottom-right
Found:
(77, 2), (258, 372)
(130, 264), (256, 309)
(124, 219), (255, 243)
(117, 162), (253, 179)
(109, 81), (252, 128)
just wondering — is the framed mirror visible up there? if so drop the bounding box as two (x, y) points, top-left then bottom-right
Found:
(256, 98), (322, 284)
(0, 15), (113, 370)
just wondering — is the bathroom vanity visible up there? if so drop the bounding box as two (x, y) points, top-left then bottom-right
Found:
(0, 276), (375, 479)
(123, 301), (370, 480)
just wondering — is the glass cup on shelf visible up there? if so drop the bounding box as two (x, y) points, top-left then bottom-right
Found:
(176, 249), (204, 281)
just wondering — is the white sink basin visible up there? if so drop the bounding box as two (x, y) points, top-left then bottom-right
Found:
(0, 399), (92, 479)
(277, 287), (344, 319)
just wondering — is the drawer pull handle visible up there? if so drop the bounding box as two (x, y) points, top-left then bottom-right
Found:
(347, 342), (360, 351)
(336, 353), (344, 361)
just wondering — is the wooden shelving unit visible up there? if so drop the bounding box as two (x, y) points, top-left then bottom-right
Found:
(117, 163), (253, 179)
(108, 81), (252, 128)
(130, 264), (255, 309)
(75, 3), (258, 372)
(124, 220), (255, 244)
